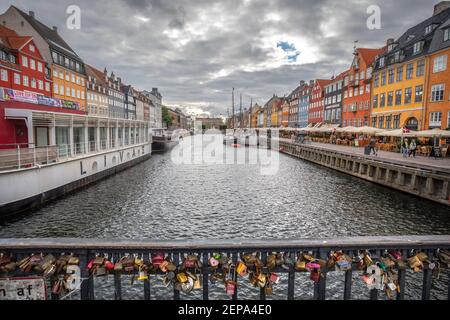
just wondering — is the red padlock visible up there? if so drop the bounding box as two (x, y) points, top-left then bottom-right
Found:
(310, 270), (321, 283)
(87, 259), (95, 270)
(104, 260), (114, 270)
(151, 252), (164, 268)
(225, 280), (237, 297)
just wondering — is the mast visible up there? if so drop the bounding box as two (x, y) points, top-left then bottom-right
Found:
(231, 88), (235, 129)
(240, 93), (243, 129)
(249, 97), (253, 128)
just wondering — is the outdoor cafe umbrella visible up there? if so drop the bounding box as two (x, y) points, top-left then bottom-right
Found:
(375, 128), (417, 138)
(414, 128), (450, 138)
(354, 126), (385, 135)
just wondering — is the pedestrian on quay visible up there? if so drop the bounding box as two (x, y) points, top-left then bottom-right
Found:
(369, 136), (378, 156)
(408, 139), (417, 158)
(401, 138), (409, 158)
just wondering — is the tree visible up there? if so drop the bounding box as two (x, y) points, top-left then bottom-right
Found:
(162, 106), (172, 126)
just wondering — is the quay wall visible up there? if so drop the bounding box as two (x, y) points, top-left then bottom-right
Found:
(0, 143), (152, 218)
(278, 141), (450, 207)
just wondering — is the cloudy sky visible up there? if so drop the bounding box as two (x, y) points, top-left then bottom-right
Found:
(0, 0), (438, 117)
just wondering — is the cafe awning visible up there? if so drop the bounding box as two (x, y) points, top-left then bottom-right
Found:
(375, 129), (417, 137)
(414, 128), (450, 138)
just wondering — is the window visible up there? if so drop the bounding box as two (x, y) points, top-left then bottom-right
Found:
(373, 95), (378, 108)
(430, 112), (442, 127)
(14, 73), (20, 85)
(23, 75), (29, 86)
(445, 28), (450, 42)
(397, 66), (403, 82)
(60, 85), (64, 95)
(66, 87), (70, 96)
(45, 82), (50, 92)
(405, 87), (412, 104)
(387, 92), (394, 106)
(413, 41), (424, 55)
(416, 60), (425, 76)
(72, 88), (76, 97)
(38, 80), (43, 90)
(54, 83), (58, 93)
(374, 73), (379, 87)
(366, 67), (372, 79)
(378, 116), (384, 129)
(433, 55), (447, 73)
(71, 74), (75, 83)
(425, 25), (433, 35)
(0, 69), (7, 81)
(380, 93), (386, 107)
(37, 62), (43, 73)
(379, 57), (385, 68)
(431, 84), (445, 102)
(29, 44), (35, 52)
(52, 51), (58, 62)
(31, 78), (36, 88)
(65, 73), (70, 81)
(65, 57), (69, 67)
(77, 90), (81, 99)
(388, 69), (394, 84)
(415, 85), (423, 103)
(372, 116), (377, 128)
(359, 86), (364, 95)
(386, 115), (392, 129)
(59, 71), (64, 79)
(381, 71), (386, 86)
(30, 59), (35, 70)
(406, 63), (413, 80)
(366, 84), (370, 93)
(76, 76), (80, 85)
(393, 115), (400, 129)
(81, 91), (85, 100)
(22, 56), (28, 67)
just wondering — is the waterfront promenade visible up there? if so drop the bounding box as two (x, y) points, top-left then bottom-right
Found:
(279, 138), (450, 171)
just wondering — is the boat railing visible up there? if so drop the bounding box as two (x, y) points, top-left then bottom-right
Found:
(0, 236), (448, 300)
(0, 138), (149, 172)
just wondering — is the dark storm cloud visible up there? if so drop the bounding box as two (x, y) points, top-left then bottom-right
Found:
(0, 0), (437, 116)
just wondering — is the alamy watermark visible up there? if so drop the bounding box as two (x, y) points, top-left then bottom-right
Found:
(169, 122), (280, 176)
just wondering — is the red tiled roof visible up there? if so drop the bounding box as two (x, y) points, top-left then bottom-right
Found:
(0, 25), (18, 37)
(0, 25), (32, 51)
(357, 47), (386, 65)
(316, 79), (332, 87)
(7, 36), (32, 50)
(85, 64), (108, 86)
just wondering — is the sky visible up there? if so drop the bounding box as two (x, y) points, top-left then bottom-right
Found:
(0, 0), (440, 117)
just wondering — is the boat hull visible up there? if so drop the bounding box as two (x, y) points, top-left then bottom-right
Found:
(0, 143), (152, 219)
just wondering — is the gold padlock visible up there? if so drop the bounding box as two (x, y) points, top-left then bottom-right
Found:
(193, 276), (202, 290)
(236, 262), (248, 276)
(295, 260), (306, 271)
(177, 272), (188, 283)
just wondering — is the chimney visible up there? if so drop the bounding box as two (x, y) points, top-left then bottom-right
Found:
(300, 80), (305, 86)
(309, 80), (315, 86)
(434, 1), (450, 15)
(386, 38), (394, 46)
(29, 11), (35, 18)
(52, 26), (58, 33)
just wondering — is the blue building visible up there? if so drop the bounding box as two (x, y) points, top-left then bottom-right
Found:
(298, 81), (313, 128)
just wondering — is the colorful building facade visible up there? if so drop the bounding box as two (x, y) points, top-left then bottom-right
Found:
(371, 6), (450, 130)
(324, 72), (345, 125)
(309, 79), (330, 126)
(85, 64), (108, 117)
(342, 48), (384, 127)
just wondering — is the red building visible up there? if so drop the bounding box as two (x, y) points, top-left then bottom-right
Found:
(342, 47), (385, 127)
(0, 25), (52, 96)
(309, 79), (331, 125)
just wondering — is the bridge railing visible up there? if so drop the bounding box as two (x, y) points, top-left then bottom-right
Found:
(0, 236), (449, 300)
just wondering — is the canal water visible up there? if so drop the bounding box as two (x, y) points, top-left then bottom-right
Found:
(1, 135), (449, 300)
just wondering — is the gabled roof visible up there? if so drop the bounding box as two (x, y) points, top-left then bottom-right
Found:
(357, 47), (386, 65)
(12, 6), (80, 60)
(0, 25), (32, 50)
(315, 79), (332, 88)
(85, 64), (108, 86)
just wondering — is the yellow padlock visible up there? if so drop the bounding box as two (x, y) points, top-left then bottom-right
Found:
(177, 272), (188, 283)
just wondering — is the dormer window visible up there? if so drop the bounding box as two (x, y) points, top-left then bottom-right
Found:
(444, 28), (450, 42)
(407, 35), (415, 42)
(29, 44), (35, 52)
(379, 57), (385, 68)
(394, 51), (400, 62)
(413, 41), (424, 55)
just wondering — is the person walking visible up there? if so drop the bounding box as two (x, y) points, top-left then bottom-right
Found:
(369, 136), (378, 156)
(401, 138), (409, 158)
(409, 139), (417, 158)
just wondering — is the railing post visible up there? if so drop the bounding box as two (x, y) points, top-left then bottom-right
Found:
(343, 250), (353, 300)
(232, 251), (238, 300)
(113, 253), (122, 300)
(17, 145), (21, 169)
(79, 250), (93, 300)
(421, 249), (433, 300)
(173, 252), (180, 300)
(287, 251), (295, 300)
(397, 249), (407, 300)
(317, 248), (327, 300)
(260, 252), (267, 300)
(143, 252), (151, 300)
(202, 252), (209, 300)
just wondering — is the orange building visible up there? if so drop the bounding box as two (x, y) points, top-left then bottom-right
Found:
(425, 27), (450, 129)
(342, 47), (385, 127)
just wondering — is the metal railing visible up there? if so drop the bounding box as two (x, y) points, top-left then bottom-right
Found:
(0, 138), (148, 172)
(0, 236), (449, 300)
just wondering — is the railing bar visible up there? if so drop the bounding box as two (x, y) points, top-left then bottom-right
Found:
(172, 252), (180, 300)
(79, 250), (92, 300)
(143, 251), (151, 301)
(232, 251), (238, 301)
(318, 248), (327, 300)
(113, 253), (122, 300)
(260, 251), (267, 300)
(421, 249), (433, 300)
(397, 249), (407, 300)
(202, 252), (209, 301)
(313, 249), (319, 300)
(343, 250), (353, 300)
(287, 251), (295, 300)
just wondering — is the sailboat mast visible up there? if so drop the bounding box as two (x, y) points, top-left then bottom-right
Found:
(231, 88), (235, 129)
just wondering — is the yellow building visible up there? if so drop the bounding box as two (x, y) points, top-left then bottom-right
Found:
(51, 63), (87, 110)
(371, 3), (450, 131)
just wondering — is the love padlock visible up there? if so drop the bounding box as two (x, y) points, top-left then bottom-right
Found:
(225, 280), (237, 297)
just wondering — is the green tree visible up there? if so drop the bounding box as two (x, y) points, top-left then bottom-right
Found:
(162, 106), (172, 126)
